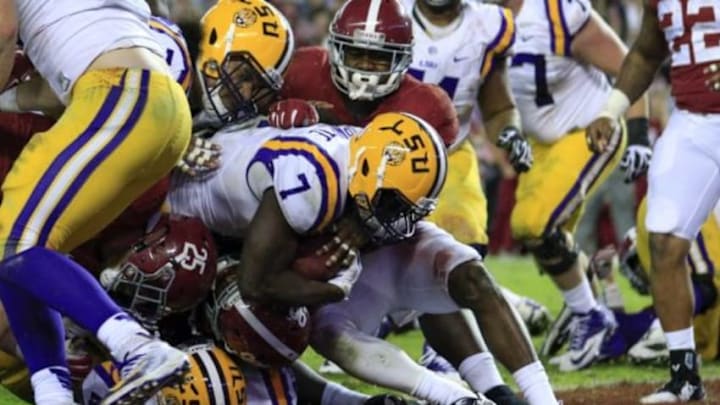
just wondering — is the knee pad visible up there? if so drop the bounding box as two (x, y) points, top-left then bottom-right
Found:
(527, 230), (579, 275)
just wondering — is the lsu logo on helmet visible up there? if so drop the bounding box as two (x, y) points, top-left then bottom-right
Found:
(197, 0), (294, 124)
(349, 112), (448, 243)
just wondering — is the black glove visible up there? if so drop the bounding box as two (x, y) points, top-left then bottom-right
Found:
(497, 126), (533, 173)
(619, 118), (651, 183)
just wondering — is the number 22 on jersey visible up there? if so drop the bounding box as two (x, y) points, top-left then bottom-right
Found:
(658, 0), (720, 66)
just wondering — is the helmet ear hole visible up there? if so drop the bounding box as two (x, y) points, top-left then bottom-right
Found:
(209, 28), (218, 45)
(361, 159), (370, 176)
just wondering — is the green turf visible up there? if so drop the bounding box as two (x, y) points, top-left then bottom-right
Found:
(300, 255), (720, 395)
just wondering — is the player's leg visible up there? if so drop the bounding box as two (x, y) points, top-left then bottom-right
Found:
(311, 246), (481, 405)
(640, 111), (720, 403)
(404, 222), (557, 405)
(420, 312), (528, 405)
(0, 69), (191, 404)
(511, 128), (625, 371)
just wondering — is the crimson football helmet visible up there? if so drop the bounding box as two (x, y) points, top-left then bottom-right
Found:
(205, 270), (310, 368)
(101, 214), (218, 323)
(328, 0), (413, 100)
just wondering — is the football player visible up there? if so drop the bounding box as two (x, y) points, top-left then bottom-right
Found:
(0, 1), (197, 402)
(586, 0), (720, 400)
(400, 0), (548, 401)
(503, 0), (650, 372)
(591, 198), (720, 365)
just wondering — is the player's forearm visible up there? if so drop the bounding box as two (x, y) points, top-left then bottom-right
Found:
(254, 271), (345, 307)
(484, 107), (521, 143)
(626, 92), (649, 120)
(16, 75), (64, 116)
(614, 50), (664, 106)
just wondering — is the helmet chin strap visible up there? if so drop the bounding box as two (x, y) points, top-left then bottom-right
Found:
(348, 82), (371, 100)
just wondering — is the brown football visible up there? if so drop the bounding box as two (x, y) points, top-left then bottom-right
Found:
(291, 234), (340, 281)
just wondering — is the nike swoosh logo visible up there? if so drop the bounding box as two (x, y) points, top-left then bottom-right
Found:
(672, 364), (681, 372)
(453, 56), (470, 63)
(519, 35), (532, 42)
(569, 344), (595, 366)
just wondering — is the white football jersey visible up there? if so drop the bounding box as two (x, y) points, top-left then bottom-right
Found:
(405, 0), (515, 144)
(169, 124), (358, 237)
(17, 0), (163, 103)
(149, 16), (193, 93)
(509, 0), (611, 143)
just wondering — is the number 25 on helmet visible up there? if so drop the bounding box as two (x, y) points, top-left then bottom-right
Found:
(197, 0), (294, 124)
(348, 112), (448, 244)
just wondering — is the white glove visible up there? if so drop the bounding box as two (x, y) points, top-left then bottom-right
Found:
(620, 144), (652, 183)
(176, 135), (221, 177)
(327, 253), (362, 298)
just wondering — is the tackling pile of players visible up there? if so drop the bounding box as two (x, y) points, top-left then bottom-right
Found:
(0, 0), (717, 403)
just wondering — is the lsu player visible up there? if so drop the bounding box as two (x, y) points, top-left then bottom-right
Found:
(586, 0), (720, 399)
(0, 1), (193, 404)
(505, 0), (649, 371)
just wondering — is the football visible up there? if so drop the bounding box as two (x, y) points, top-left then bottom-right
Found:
(291, 234), (339, 281)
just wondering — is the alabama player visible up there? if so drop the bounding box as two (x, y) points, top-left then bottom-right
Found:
(587, 2), (720, 400)
(504, 0), (650, 372)
(0, 0), (195, 402)
(592, 198), (720, 367)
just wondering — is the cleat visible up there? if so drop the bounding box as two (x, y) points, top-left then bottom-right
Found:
(629, 321), (669, 365)
(485, 385), (529, 405)
(540, 305), (572, 357)
(419, 342), (464, 385)
(451, 395), (496, 405)
(101, 340), (190, 405)
(640, 350), (705, 403)
(556, 306), (616, 371)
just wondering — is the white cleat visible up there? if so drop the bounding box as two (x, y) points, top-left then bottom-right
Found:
(628, 321), (669, 365)
(101, 340), (190, 405)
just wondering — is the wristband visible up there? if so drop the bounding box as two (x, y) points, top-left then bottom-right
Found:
(0, 86), (20, 112)
(626, 117), (650, 146)
(598, 89), (631, 120)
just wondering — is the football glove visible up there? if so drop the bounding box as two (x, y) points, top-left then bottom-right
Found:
(620, 118), (651, 183)
(497, 126), (533, 173)
(268, 98), (319, 129)
(176, 134), (221, 177)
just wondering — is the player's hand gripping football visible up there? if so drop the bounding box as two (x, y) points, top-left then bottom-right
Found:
(497, 127), (533, 173)
(268, 98), (320, 129)
(318, 216), (369, 270)
(176, 134), (221, 177)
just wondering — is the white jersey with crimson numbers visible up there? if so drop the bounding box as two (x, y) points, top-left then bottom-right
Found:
(16, 0), (163, 104)
(509, 0), (611, 143)
(404, 0), (515, 145)
(169, 123), (358, 237)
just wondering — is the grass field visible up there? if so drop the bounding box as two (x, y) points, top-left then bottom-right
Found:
(0, 255), (717, 403)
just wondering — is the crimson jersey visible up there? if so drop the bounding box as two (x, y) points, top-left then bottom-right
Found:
(651, 0), (720, 113)
(281, 46), (459, 147)
(0, 112), (169, 272)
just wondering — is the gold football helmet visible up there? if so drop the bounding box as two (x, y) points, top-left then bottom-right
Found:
(197, 0), (294, 124)
(87, 343), (246, 405)
(348, 112), (448, 243)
